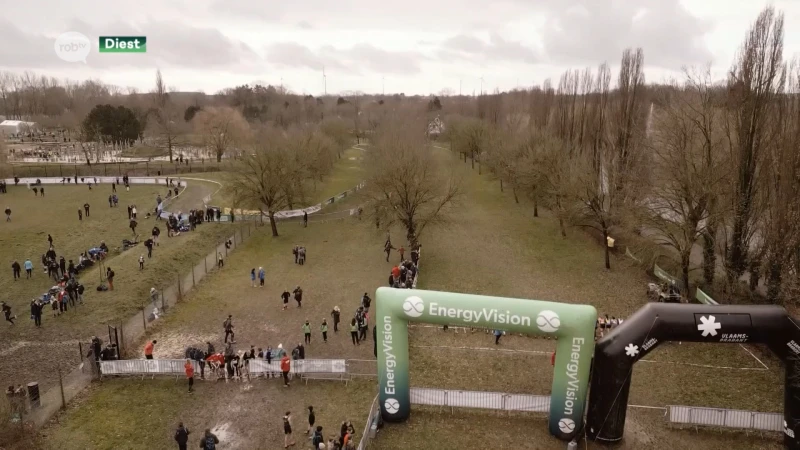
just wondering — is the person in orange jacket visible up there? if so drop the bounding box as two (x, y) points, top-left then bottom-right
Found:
(184, 359), (195, 393)
(280, 353), (291, 387)
(144, 340), (156, 359)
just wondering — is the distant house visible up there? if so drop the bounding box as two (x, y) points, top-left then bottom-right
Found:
(427, 116), (445, 139)
(0, 120), (38, 136)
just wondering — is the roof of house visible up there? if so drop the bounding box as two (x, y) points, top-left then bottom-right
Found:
(0, 120), (37, 127)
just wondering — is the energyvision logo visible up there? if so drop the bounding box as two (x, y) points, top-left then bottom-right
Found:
(402, 295), (536, 327)
(563, 337), (585, 417)
(558, 417), (576, 434)
(382, 315), (398, 396)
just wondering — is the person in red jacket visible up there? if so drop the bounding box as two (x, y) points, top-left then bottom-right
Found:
(280, 354), (291, 387)
(184, 359), (195, 393)
(551, 351), (556, 366)
(144, 340), (156, 359)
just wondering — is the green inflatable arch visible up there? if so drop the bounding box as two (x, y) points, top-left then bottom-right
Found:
(375, 287), (598, 441)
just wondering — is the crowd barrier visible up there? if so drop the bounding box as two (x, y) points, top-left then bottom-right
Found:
(668, 405), (782, 433)
(99, 359), (201, 378)
(410, 387), (550, 413)
(356, 395), (380, 450)
(101, 358), (347, 377)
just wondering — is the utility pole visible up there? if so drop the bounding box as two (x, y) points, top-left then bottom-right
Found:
(323, 66), (327, 95)
(480, 77), (484, 96)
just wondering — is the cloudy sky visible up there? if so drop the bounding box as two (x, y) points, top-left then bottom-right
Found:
(1, 0), (799, 95)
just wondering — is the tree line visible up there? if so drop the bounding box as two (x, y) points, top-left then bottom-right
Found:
(443, 6), (799, 305)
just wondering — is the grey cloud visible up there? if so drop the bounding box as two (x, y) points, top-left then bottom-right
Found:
(0, 18), (260, 71)
(266, 42), (424, 75)
(539, 0), (713, 69)
(438, 33), (541, 65)
(210, 0), (532, 30)
(266, 42), (349, 71)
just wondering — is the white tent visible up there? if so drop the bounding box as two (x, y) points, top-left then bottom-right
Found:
(0, 120), (37, 135)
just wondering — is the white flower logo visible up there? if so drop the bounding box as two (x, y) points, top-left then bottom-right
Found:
(624, 343), (639, 357)
(697, 315), (722, 337)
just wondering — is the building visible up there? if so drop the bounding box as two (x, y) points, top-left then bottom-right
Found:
(0, 120), (38, 136)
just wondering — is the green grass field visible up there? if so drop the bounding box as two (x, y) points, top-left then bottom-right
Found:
(33, 145), (785, 450)
(0, 180), (232, 395)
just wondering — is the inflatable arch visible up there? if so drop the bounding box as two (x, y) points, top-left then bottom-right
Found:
(375, 287), (598, 441)
(586, 303), (800, 449)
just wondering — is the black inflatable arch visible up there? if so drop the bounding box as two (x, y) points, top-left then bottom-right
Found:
(586, 303), (800, 449)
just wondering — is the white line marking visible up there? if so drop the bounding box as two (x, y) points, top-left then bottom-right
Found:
(638, 359), (768, 371)
(739, 344), (769, 370)
(411, 344), (769, 370)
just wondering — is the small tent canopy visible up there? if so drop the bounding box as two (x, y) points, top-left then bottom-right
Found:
(427, 116), (445, 137)
(0, 120), (37, 135)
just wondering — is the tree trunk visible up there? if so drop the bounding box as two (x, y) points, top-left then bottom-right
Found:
(533, 198), (538, 217)
(406, 222), (418, 248)
(603, 228), (611, 270)
(268, 211), (279, 237)
(168, 137), (174, 163)
(216, 149), (222, 163)
(558, 217), (566, 237)
(702, 224), (716, 285)
(478, 161), (481, 175)
(766, 258), (783, 304)
(500, 179), (503, 192)
(727, 208), (749, 279)
(748, 259), (760, 292)
(512, 186), (519, 204)
(470, 151), (474, 169)
(681, 251), (691, 297)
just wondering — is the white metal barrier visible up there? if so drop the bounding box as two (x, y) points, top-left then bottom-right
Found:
(410, 387), (550, 413)
(668, 405), (782, 432)
(100, 359), (200, 377)
(101, 358), (347, 379)
(248, 359), (346, 375)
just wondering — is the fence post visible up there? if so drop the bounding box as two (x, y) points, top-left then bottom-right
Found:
(78, 342), (83, 361)
(119, 324), (125, 357)
(142, 307), (146, 330)
(204, 255), (208, 274)
(58, 363), (66, 410)
(192, 266), (196, 287)
(178, 276), (182, 301)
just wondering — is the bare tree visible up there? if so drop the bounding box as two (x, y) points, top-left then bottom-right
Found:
(194, 106), (250, 162)
(150, 70), (183, 162)
(227, 127), (299, 237)
(759, 60), (800, 303)
(366, 117), (460, 246)
(566, 55), (648, 270)
(638, 80), (729, 294)
(725, 6), (785, 279)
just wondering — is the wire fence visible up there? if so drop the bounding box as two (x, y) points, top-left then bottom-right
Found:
(7, 160), (232, 179)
